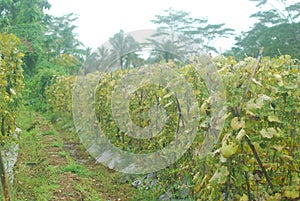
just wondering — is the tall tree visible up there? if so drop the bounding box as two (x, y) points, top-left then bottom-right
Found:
(109, 30), (141, 69)
(148, 9), (198, 62)
(191, 22), (234, 53)
(231, 0), (300, 58)
(0, 0), (51, 75)
(44, 13), (84, 60)
(43, 13), (85, 75)
(148, 9), (234, 62)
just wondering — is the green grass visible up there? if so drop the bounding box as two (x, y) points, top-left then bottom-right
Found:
(58, 151), (68, 157)
(51, 141), (62, 148)
(41, 130), (56, 136)
(1, 107), (154, 200)
(59, 164), (91, 177)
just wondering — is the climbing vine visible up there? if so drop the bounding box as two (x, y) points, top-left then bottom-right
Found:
(0, 33), (24, 201)
(46, 55), (299, 200)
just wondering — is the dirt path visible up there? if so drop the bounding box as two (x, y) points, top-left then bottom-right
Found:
(14, 111), (138, 201)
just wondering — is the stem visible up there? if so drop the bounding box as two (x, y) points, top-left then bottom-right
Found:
(245, 135), (274, 192)
(1, 117), (5, 136)
(238, 47), (264, 116)
(174, 93), (185, 133)
(236, 47), (274, 194)
(245, 171), (252, 201)
(224, 158), (232, 201)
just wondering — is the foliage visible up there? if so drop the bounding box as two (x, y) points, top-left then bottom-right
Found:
(46, 55), (299, 200)
(44, 13), (85, 62)
(46, 75), (75, 117)
(231, 0), (300, 59)
(25, 68), (65, 112)
(148, 8), (234, 61)
(191, 54), (300, 200)
(0, 32), (24, 201)
(0, 0), (86, 77)
(232, 22), (300, 59)
(0, 33), (24, 144)
(109, 30), (142, 69)
(0, 0), (51, 75)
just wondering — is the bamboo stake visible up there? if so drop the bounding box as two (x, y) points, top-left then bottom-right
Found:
(0, 150), (11, 201)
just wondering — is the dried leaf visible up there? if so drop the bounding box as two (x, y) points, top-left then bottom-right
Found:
(236, 129), (246, 141)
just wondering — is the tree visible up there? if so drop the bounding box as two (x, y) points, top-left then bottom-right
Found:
(44, 13), (84, 60)
(0, 1), (86, 75)
(0, 0), (51, 75)
(231, 0), (300, 58)
(147, 9), (199, 62)
(190, 22), (234, 53)
(147, 9), (234, 62)
(43, 13), (85, 74)
(109, 30), (141, 69)
(82, 45), (111, 74)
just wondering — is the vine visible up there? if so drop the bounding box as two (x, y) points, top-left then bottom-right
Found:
(46, 55), (299, 200)
(0, 33), (24, 201)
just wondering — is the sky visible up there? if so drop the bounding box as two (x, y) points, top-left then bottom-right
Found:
(46, 0), (259, 53)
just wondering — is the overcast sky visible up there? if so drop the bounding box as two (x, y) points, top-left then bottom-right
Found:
(46, 0), (258, 52)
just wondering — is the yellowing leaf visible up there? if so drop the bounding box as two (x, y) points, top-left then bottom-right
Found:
(247, 94), (272, 109)
(230, 117), (245, 130)
(200, 102), (208, 114)
(194, 184), (202, 193)
(272, 145), (285, 152)
(164, 101), (174, 108)
(239, 194), (248, 201)
(269, 193), (281, 200)
(260, 128), (278, 139)
(9, 88), (16, 96)
(284, 187), (299, 199)
(268, 115), (281, 123)
(221, 143), (239, 158)
(162, 92), (173, 99)
(209, 166), (229, 184)
(194, 90), (201, 95)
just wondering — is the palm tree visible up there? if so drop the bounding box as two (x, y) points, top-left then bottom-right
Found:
(109, 30), (141, 69)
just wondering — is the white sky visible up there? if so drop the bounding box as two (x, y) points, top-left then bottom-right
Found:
(46, 0), (258, 53)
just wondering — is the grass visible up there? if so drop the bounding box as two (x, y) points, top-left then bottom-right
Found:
(1, 107), (151, 200)
(51, 141), (63, 148)
(58, 151), (68, 157)
(41, 130), (56, 136)
(59, 164), (91, 177)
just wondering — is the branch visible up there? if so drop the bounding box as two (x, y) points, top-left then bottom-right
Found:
(245, 135), (274, 191)
(236, 47), (274, 193)
(237, 47), (264, 116)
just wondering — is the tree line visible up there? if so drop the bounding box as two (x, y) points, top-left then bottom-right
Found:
(1, 0), (299, 75)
